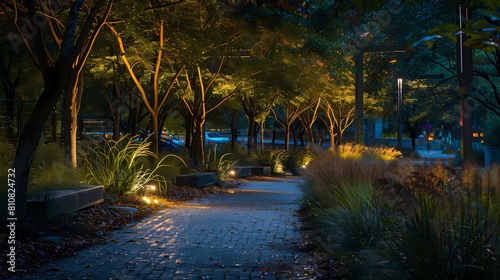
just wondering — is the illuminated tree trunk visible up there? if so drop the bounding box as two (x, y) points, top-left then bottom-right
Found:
(64, 72), (83, 170)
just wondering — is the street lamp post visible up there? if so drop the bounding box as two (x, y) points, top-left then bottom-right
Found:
(457, 2), (473, 168)
(397, 78), (403, 151)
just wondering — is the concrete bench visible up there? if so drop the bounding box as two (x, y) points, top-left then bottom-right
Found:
(27, 185), (104, 217)
(228, 166), (253, 179)
(251, 166), (272, 176)
(176, 172), (217, 188)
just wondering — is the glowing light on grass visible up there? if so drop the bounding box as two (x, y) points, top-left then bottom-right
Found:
(143, 197), (151, 203)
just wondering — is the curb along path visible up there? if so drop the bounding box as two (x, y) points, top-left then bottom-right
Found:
(22, 178), (314, 280)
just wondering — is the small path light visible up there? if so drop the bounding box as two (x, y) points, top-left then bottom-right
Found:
(144, 180), (159, 196)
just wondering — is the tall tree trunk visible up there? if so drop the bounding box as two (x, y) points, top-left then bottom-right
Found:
(409, 123), (416, 151)
(259, 120), (265, 151)
(247, 115), (255, 154)
(254, 123), (259, 147)
(284, 125), (290, 151)
(292, 122), (298, 150)
(149, 112), (159, 157)
(336, 125), (343, 146)
(330, 131), (335, 148)
(231, 114), (238, 151)
(112, 82), (121, 141)
(306, 126), (314, 151)
(64, 72), (83, 171)
(191, 116), (205, 167)
(14, 74), (63, 219)
(272, 124), (276, 145)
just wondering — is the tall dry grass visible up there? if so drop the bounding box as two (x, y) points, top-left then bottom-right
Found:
(302, 147), (500, 279)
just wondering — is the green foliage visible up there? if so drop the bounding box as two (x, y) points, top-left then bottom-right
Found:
(483, 114), (500, 148)
(324, 183), (393, 250)
(29, 138), (79, 186)
(254, 149), (289, 174)
(79, 136), (185, 196)
(157, 146), (194, 182)
(201, 144), (238, 180)
(283, 149), (315, 174)
(385, 186), (500, 279)
(304, 153), (500, 279)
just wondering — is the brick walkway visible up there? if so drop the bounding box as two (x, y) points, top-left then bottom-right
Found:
(21, 178), (314, 279)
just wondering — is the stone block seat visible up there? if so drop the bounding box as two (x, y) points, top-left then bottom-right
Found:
(27, 185), (104, 217)
(251, 166), (272, 176)
(228, 166), (253, 178)
(176, 172), (217, 188)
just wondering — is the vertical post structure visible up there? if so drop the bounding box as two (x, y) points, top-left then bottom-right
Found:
(355, 53), (364, 145)
(397, 78), (403, 151)
(457, 3), (473, 168)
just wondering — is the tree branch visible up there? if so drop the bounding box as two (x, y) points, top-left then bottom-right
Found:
(143, 0), (185, 12)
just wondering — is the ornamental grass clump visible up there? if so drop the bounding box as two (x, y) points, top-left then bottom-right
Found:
(375, 163), (500, 279)
(80, 136), (185, 196)
(254, 149), (289, 174)
(284, 150), (316, 174)
(302, 152), (385, 208)
(201, 144), (237, 180)
(367, 146), (402, 161)
(303, 150), (500, 279)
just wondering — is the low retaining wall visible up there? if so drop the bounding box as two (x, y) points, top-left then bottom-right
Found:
(27, 185), (104, 217)
(176, 172), (217, 188)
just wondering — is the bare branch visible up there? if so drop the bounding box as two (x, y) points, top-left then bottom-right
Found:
(143, 0), (185, 12)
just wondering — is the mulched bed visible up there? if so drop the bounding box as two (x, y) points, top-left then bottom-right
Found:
(0, 184), (235, 277)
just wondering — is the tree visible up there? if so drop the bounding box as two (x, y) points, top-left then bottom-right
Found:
(1, 0), (113, 218)
(272, 97), (315, 151)
(109, 21), (185, 157)
(241, 90), (277, 153)
(414, 0), (500, 117)
(180, 60), (240, 166)
(221, 100), (244, 150)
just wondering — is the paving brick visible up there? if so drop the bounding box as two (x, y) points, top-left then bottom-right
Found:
(19, 179), (312, 280)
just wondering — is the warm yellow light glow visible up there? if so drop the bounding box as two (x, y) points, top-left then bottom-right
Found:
(301, 165), (306, 168)
(229, 170), (235, 175)
(428, 137), (434, 141)
(143, 197), (151, 203)
(154, 200), (158, 204)
(480, 133), (484, 137)
(473, 133), (479, 137)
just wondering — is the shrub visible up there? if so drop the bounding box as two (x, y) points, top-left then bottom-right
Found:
(79, 136), (184, 196)
(376, 164), (500, 279)
(303, 153), (500, 279)
(201, 144), (237, 180)
(303, 152), (386, 207)
(331, 143), (401, 161)
(254, 149), (289, 174)
(29, 137), (79, 186)
(333, 143), (366, 160)
(483, 113), (500, 148)
(323, 183), (394, 250)
(283, 150), (315, 174)
(367, 146), (402, 161)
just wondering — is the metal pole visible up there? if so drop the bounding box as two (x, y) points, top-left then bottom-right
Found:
(355, 53), (364, 145)
(397, 78), (403, 151)
(457, 3), (473, 168)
